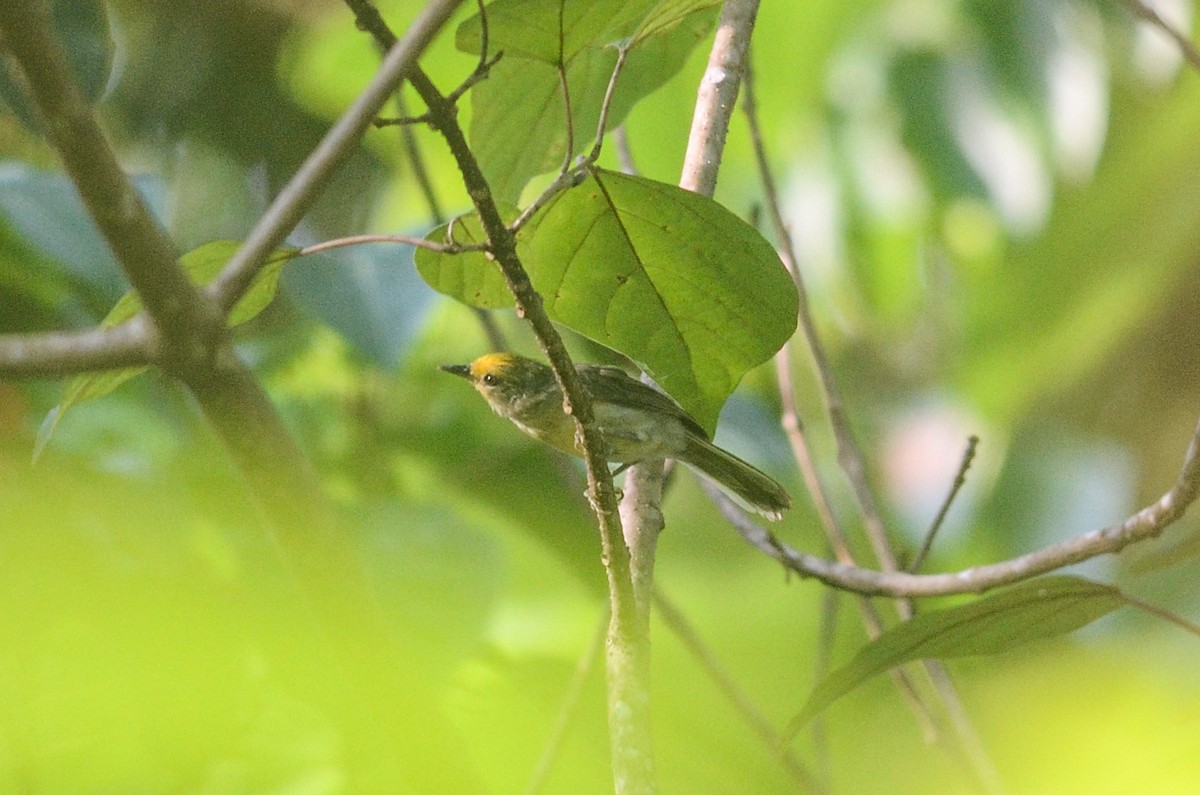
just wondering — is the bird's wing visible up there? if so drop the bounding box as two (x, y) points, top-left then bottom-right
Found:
(580, 366), (709, 441)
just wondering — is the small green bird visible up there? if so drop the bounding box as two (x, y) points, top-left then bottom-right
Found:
(441, 353), (790, 520)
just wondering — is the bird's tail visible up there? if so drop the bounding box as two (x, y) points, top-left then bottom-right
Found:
(679, 436), (790, 520)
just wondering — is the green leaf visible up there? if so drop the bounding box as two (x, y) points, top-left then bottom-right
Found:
(467, 1), (716, 201)
(787, 577), (1126, 732)
(36, 241), (299, 459)
(520, 169), (797, 430)
(414, 207), (518, 310)
(631, 0), (721, 44)
(457, 0), (656, 64)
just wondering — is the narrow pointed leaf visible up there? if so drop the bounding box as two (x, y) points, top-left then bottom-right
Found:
(787, 577), (1126, 733)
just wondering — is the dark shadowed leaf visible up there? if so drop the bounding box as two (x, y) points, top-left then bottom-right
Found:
(787, 576), (1126, 733)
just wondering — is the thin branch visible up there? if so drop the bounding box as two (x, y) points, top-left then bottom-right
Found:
(298, 232), (486, 257)
(509, 43), (632, 233)
(1120, 589), (1200, 640)
(555, 1), (576, 177)
(654, 590), (821, 793)
(341, 3), (640, 788)
(209, 0), (465, 315)
(742, 53), (939, 741)
(585, 45), (631, 163)
(524, 609), (608, 795)
(0, 320), (155, 378)
(509, 164), (589, 231)
(1122, 0), (1200, 72)
(910, 436), (979, 573)
(715, 416), (1200, 597)
(347, 0), (509, 361)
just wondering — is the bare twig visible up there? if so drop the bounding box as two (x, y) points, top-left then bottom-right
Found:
(654, 591), (821, 792)
(298, 232), (486, 257)
(348, 0), (507, 356)
(1122, 0), (1200, 72)
(585, 45), (631, 163)
(1120, 589), (1200, 640)
(524, 609), (608, 795)
(910, 436), (979, 573)
(509, 43), (632, 233)
(742, 54), (939, 742)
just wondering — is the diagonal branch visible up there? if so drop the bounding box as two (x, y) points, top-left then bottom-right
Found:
(716, 416), (1200, 597)
(208, 0), (465, 315)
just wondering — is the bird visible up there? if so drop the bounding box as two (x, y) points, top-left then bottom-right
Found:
(441, 353), (790, 520)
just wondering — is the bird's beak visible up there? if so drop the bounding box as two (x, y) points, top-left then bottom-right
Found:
(439, 363), (472, 380)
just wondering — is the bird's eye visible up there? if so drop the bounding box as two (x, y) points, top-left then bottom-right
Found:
(482, 373), (497, 385)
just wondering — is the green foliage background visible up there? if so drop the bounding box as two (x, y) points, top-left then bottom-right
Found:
(2, 0), (1200, 792)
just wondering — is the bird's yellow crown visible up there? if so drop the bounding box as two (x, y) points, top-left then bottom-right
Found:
(469, 352), (519, 380)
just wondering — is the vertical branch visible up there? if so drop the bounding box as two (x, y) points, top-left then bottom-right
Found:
(340, 3), (647, 789)
(741, 47), (1002, 787)
(604, 2), (766, 785)
(679, 0), (760, 194)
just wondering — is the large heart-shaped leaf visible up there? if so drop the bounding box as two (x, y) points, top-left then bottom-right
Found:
(520, 170), (797, 429)
(417, 170), (796, 430)
(462, 0), (717, 201)
(787, 577), (1126, 733)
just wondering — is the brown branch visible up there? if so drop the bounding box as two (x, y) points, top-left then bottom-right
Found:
(715, 416), (1200, 597)
(910, 435), (979, 573)
(340, 1), (641, 787)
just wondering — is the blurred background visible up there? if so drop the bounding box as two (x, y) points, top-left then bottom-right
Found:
(2, 0), (1199, 791)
